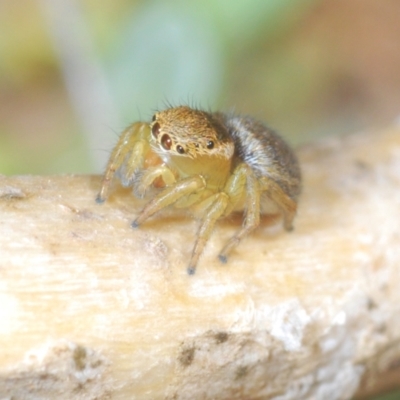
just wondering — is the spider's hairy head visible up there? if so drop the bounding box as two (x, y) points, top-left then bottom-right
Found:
(150, 106), (234, 160)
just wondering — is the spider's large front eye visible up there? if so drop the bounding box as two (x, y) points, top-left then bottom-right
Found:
(152, 122), (160, 138)
(161, 134), (172, 150)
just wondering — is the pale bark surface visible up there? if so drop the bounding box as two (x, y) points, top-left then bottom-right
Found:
(0, 127), (399, 399)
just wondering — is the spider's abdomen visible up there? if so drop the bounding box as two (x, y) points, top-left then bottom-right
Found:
(218, 113), (301, 201)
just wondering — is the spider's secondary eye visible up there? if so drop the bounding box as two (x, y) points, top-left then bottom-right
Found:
(152, 122), (160, 138)
(152, 114), (156, 122)
(206, 140), (214, 149)
(161, 134), (172, 150)
(176, 145), (185, 154)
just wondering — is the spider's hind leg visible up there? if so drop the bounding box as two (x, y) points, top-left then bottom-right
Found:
(259, 176), (298, 232)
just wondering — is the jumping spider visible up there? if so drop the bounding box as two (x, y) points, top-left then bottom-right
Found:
(97, 106), (301, 274)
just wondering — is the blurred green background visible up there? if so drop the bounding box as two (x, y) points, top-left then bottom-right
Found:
(0, 2), (400, 398)
(1, 0), (400, 175)
(1, 0), (400, 176)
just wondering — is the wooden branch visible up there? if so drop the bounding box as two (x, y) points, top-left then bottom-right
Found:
(0, 126), (400, 399)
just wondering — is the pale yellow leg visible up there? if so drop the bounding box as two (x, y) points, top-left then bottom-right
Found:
(221, 163), (248, 216)
(260, 177), (297, 231)
(188, 192), (229, 275)
(96, 122), (150, 203)
(188, 163), (251, 273)
(219, 166), (261, 263)
(132, 175), (206, 228)
(219, 173), (297, 263)
(120, 140), (149, 187)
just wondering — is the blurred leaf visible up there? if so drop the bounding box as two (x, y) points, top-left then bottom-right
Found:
(199, 0), (318, 47)
(107, 1), (224, 122)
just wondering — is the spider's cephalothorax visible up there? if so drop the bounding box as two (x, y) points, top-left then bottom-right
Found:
(97, 106), (301, 274)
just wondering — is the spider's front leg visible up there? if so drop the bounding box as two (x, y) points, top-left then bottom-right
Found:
(132, 175), (206, 228)
(96, 122), (151, 203)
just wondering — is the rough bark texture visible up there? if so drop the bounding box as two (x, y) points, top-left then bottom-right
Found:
(0, 126), (399, 400)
